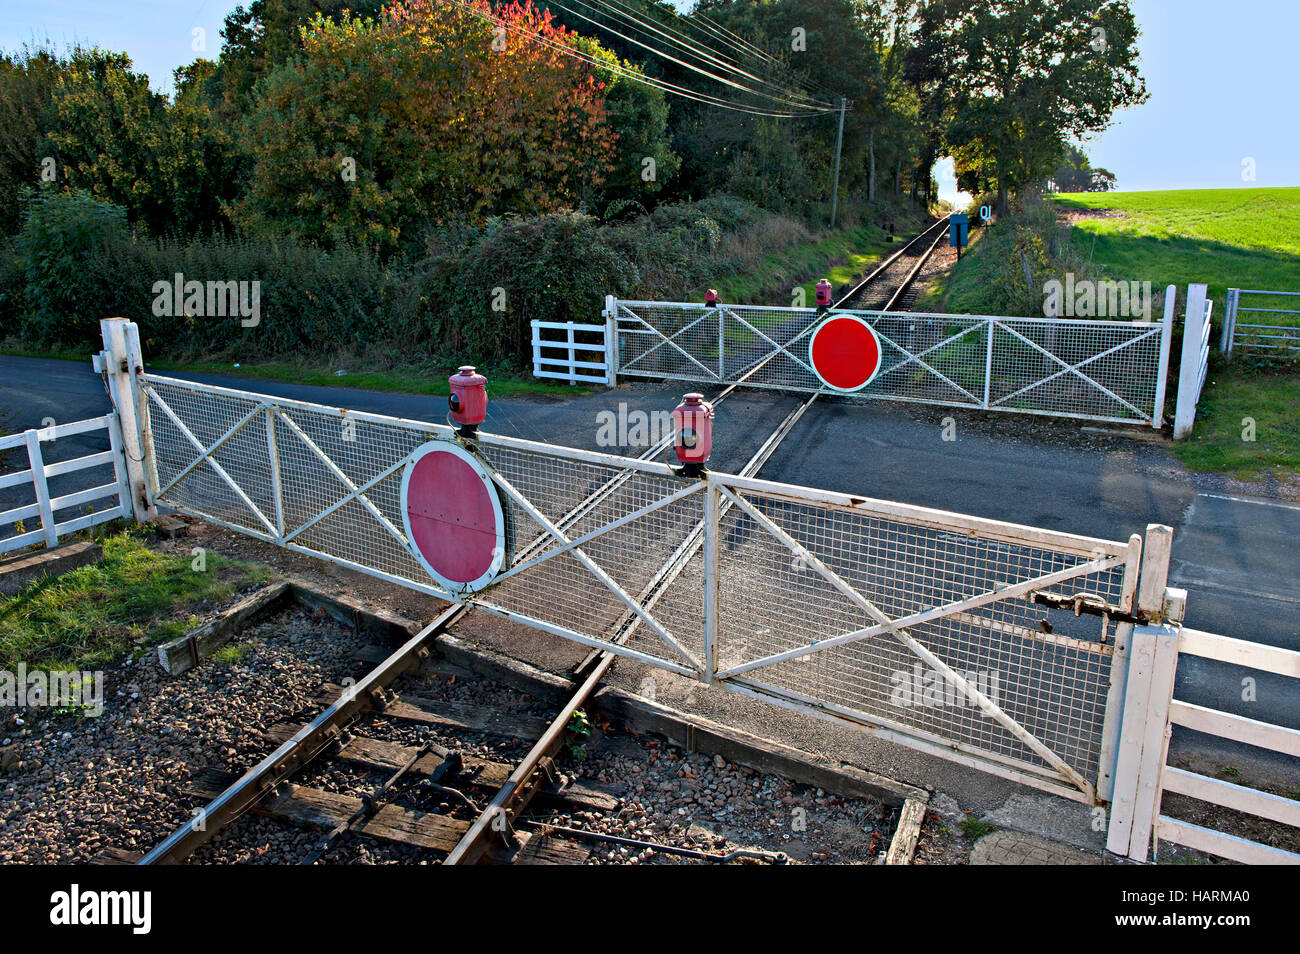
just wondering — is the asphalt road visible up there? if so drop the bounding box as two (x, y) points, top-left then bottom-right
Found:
(2, 353), (1296, 815)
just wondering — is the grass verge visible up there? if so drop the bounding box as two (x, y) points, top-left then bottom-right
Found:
(706, 215), (924, 306)
(0, 348), (584, 399)
(1170, 363), (1300, 479)
(0, 528), (269, 671)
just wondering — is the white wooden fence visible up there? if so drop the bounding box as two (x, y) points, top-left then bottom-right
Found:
(530, 319), (612, 385)
(1105, 525), (1300, 864)
(0, 414), (134, 555)
(1173, 284), (1213, 440)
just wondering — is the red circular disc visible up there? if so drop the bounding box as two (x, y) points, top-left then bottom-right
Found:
(402, 445), (504, 589)
(809, 315), (882, 392)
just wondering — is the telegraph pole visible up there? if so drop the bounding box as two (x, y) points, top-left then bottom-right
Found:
(829, 97), (847, 229)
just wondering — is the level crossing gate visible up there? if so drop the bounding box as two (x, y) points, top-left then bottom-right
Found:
(87, 318), (1296, 862)
(606, 296), (1171, 427)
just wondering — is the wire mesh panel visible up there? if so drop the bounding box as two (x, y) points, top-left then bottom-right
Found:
(613, 299), (1165, 424)
(707, 473), (1139, 801)
(141, 373), (706, 673)
(138, 372), (1142, 801)
(987, 318), (1164, 422)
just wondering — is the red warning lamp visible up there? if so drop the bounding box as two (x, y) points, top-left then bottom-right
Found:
(815, 279), (833, 310)
(448, 365), (487, 437)
(672, 393), (714, 477)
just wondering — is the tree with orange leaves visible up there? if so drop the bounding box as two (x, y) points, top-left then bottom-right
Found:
(233, 0), (619, 253)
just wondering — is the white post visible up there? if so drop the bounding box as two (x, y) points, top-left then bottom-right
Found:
(1106, 523), (1179, 860)
(603, 295), (618, 388)
(105, 410), (134, 523)
(702, 474), (719, 683)
(1106, 621), (1180, 861)
(982, 318), (994, 409)
(24, 430), (57, 547)
(1172, 284), (1209, 440)
(1151, 285), (1175, 429)
(566, 322), (576, 387)
(99, 318), (158, 522)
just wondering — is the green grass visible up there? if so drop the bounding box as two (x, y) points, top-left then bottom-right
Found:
(959, 817), (997, 841)
(706, 217), (923, 306)
(0, 348), (585, 400)
(1172, 364), (1300, 478)
(211, 639), (256, 665)
(1049, 187), (1300, 314)
(0, 529), (268, 671)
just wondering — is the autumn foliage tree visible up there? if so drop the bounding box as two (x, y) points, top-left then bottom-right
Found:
(233, 0), (620, 253)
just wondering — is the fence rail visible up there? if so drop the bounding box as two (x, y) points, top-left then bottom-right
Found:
(607, 297), (1169, 427)
(1222, 287), (1300, 359)
(531, 319), (611, 385)
(0, 413), (133, 555)
(1109, 623), (1300, 864)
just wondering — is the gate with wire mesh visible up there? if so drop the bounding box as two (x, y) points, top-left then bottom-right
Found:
(105, 318), (1155, 805)
(606, 297), (1171, 427)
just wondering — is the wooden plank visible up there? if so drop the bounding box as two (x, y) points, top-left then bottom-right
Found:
(1179, 628), (1300, 678)
(1156, 815), (1300, 865)
(261, 725), (618, 811)
(318, 685), (551, 741)
(490, 831), (591, 865)
(185, 772), (471, 853)
(1169, 700), (1300, 758)
(1161, 766), (1300, 827)
(885, 796), (928, 865)
(156, 581), (291, 676)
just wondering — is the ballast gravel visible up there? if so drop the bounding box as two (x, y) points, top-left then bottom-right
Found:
(0, 604), (369, 864)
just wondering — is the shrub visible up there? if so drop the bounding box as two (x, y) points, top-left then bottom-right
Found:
(13, 188), (128, 348)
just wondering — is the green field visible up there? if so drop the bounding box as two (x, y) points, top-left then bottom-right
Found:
(1050, 187), (1300, 311)
(1050, 188), (1300, 478)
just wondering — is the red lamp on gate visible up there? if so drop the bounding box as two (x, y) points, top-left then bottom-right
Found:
(672, 393), (714, 477)
(815, 278), (833, 312)
(448, 365), (488, 438)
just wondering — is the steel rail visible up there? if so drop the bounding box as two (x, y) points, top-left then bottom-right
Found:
(881, 218), (951, 312)
(832, 215), (951, 310)
(443, 391), (820, 865)
(137, 604), (464, 864)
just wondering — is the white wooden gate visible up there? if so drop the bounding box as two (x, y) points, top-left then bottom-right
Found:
(531, 319), (612, 385)
(0, 414), (134, 555)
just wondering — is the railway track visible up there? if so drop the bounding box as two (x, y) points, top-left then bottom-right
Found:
(119, 356), (813, 866)
(833, 214), (952, 312)
(114, 215), (947, 867)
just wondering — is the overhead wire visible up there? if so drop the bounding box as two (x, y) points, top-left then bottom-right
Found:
(528, 0), (834, 114)
(569, 0), (834, 109)
(445, 0), (836, 117)
(684, 7), (838, 99)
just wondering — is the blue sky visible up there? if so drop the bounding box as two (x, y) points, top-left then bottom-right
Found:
(4, 0), (1297, 200)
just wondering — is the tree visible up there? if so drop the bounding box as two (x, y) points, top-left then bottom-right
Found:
(0, 44), (81, 232)
(41, 50), (173, 230)
(921, 0), (1147, 214)
(212, 0), (388, 120)
(232, 1), (619, 253)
